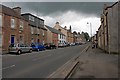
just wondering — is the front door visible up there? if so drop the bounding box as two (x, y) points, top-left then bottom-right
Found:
(11, 35), (15, 44)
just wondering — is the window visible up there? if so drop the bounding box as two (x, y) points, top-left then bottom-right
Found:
(40, 20), (44, 25)
(60, 34), (61, 39)
(29, 15), (35, 22)
(37, 28), (40, 34)
(31, 27), (34, 34)
(42, 30), (44, 36)
(0, 34), (2, 47)
(0, 15), (2, 27)
(20, 20), (23, 30)
(11, 18), (15, 28)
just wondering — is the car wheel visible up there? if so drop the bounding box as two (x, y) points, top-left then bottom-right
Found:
(29, 49), (32, 53)
(18, 50), (21, 55)
(37, 49), (39, 52)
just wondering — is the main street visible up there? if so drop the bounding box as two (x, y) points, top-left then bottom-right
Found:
(2, 43), (89, 78)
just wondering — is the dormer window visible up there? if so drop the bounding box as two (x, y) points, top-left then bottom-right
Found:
(29, 15), (35, 22)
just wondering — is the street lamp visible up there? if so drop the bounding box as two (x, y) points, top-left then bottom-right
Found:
(87, 22), (92, 37)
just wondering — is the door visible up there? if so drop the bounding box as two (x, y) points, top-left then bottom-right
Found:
(11, 35), (15, 44)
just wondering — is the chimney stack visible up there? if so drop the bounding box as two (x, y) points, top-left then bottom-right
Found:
(64, 26), (67, 29)
(69, 25), (71, 32)
(13, 7), (21, 15)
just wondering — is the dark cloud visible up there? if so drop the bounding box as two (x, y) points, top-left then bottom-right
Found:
(2, 2), (114, 17)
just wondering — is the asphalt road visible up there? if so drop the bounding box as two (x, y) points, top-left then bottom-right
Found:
(2, 44), (88, 78)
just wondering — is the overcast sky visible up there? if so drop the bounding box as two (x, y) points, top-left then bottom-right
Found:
(2, 1), (116, 36)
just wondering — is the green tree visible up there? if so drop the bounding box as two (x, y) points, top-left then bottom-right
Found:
(82, 32), (90, 41)
(84, 32), (90, 41)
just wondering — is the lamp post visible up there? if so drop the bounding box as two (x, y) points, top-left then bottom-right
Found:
(87, 22), (92, 37)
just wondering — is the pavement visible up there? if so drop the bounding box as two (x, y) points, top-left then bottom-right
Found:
(70, 45), (119, 79)
(2, 44), (89, 78)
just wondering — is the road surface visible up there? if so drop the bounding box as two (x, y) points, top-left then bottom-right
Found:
(2, 44), (88, 78)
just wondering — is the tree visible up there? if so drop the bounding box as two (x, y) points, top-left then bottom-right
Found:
(81, 32), (90, 41)
(84, 32), (90, 41)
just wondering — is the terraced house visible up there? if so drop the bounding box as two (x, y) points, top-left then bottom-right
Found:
(21, 13), (47, 45)
(0, 5), (30, 54)
(54, 22), (67, 43)
(45, 25), (65, 47)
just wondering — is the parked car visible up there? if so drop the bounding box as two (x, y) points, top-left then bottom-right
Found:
(65, 42), (70, 47)
(8, 43), (32, 55)
(58, 43), (65, 48)
(70, 43), (75, 46)
(44, 43), (56, 49)
(31, 43), (45, 51)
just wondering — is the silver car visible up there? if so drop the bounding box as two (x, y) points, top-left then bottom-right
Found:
(8, 43), (32, 55)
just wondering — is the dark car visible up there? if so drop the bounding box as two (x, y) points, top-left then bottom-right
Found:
(44, 43), (56, 49)
(31, 43), (45, 51)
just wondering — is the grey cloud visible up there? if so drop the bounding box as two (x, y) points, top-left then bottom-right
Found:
(2, 2), (114, 17)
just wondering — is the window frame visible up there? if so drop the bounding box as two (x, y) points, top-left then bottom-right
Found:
(0, 15), (2, 27)
(19, 20), (24, 31)
(11, 18), (16, 29)
(31, 26), (34, 34)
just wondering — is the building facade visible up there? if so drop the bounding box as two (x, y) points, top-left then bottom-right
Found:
(97, 1), (119, 53)
(54, 22), (67, 43)
(67, 26), (74, 43)
(0, 5), (30, 53)
(21, 13), (47, 45)
(45, 25), (65, 47)
(73, 31), (78, 43)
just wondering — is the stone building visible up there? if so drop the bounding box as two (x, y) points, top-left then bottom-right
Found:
(105, 2), (119, 53)
(0, 5), (30, 53)
(67, 26), (73, 43)
(45, 25), (65, 47)
(54, 22), (67, 43)
(21, 13), (47, 44)
(73, 31), (78, 43)
(98, 1), (119, 53)
(76, 32), (86, 43)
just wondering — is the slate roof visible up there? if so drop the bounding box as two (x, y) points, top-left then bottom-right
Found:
(21, 13), (47, 30)
(45, 25), (64, 35)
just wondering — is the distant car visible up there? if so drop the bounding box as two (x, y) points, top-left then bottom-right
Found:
(58, 43), (63, 48)
(31, 43), (45, 51)
(79, 42), (86, 45)
(70, 43), (75, 46)
(75, 42), (80, 45)
(58, 43), (66, 48)
(65, 42), (70, 47)
(44, 43), (56, 49)
(8, 43), (32, 55)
